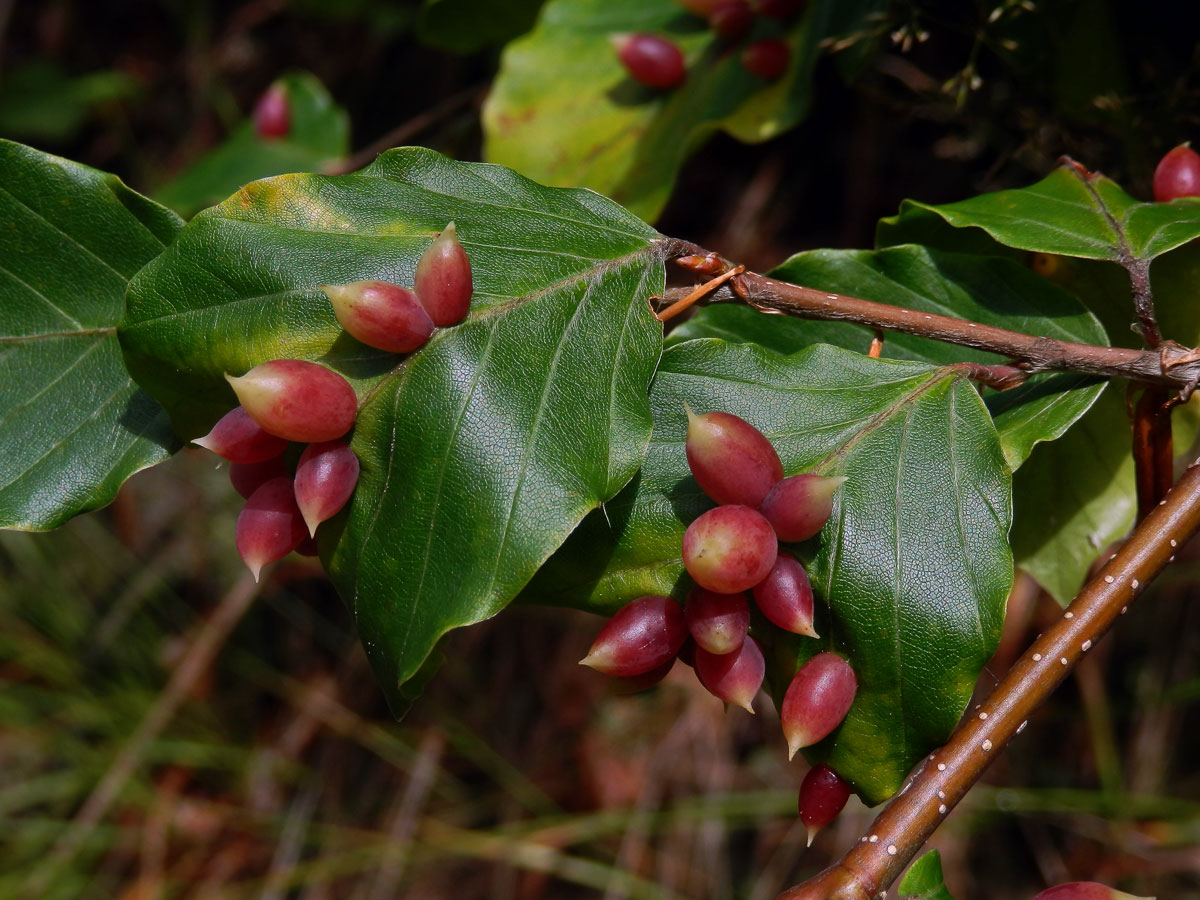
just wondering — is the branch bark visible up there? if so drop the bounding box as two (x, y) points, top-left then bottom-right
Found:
(654, 239), (1200, 394)
(729, 272), (1200, 391)
(775, 459), (1200, 900)
(1133, 387), (1175, 519)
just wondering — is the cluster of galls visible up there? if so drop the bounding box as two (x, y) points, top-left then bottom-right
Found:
(612, 0), (805, 91)
(193, 225), (472, 582)
(580, 407), (856, 844)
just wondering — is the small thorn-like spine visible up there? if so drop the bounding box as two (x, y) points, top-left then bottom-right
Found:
(781, 652), (857, 760)
(293, 439), (360, 537)
(414, 222), (473, 326)
(226, 359), (358, 443)
(193, 406), (288, 463)
(580, 596), (686, 677)
(760, 474), (847, 543)
(322, 281), (434, 353)
(236, 477), (308, 582)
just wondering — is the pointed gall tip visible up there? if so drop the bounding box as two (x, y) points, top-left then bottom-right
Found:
(224, 372), (248, 406)
(443, 221), (457, 237)
(302, 511), (320, 539)
(787, 740), (800, 762)
(798, 623), (820, 640)
(608, 32), (631, 52)
(192, 433), (216, 453)
(246, 558), (264, 583)
(815, 475), (848, 495)
(579, 649), (607, 671)
(727, 693), (755, 714)
(805, 825), (819, 848)
(810, 474), (848, 505)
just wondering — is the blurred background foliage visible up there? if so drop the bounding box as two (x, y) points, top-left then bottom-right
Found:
(2, 0), (1200, 897)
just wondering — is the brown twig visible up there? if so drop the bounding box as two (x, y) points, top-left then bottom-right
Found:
(951, 362), (1029, 391)
(1062, 155), (1159, 348)
(655, 266), (746, 322)
(1133, 387), (1175, 519)
(775, 458), (1200, 900)
(727, 270), (1200, 390)
(651, 240), (1200, 394)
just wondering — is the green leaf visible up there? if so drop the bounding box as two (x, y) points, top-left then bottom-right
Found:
(121, 148), (665, 709)
(884, 162), (1200, 262)
(527, 340), (1012, 803)
(877, 194), (1200, 350)
(877, 187), (1200, 604)
(483, 0), (885, 221)
(668, 245), (1109, 470)
(154, 71), (350, 217)
(0, 140), (180, 531)
(1011, 388), (1135, 604)
(898, 849), (956, 900)
(418, 0), (546, 52)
